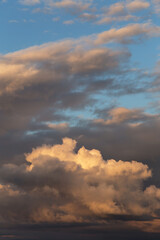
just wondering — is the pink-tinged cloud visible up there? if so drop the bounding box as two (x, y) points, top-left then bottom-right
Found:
(95, 23), (160, 45)
(93, 107), (158, 126)
(126, 1), (150, 12)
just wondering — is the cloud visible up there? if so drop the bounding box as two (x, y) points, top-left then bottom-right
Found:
(19, 0), (40, 5)
(0, 33), (131, 138)
(97, 14), (136, 25)
(19, 0), (95, 22)
(0, 23), (158, 170)
(93, 107), (158, 126)
(151, 59), (160, 92)
(126, 1), (150, 12)
(95, 23), (160, 45)
(106, 2), (126, 16)
(1, 22), (159, 97)
(0, 137), (160, 227)
(0, 20), (159, 194)
(78, 12), (97, 21)
(1, 1), (160, 238)
(8, 20), (19, 23)
(17, 0), (152, 26)
(18, 0), (93, 18)
(129, 218), (160, 233)
(47, 122), (69, 132)
(0, 38), (126, 96)
(105, 1), (149, 16)
(97, 1), (150, 25)
(63, 20), (74, 24)
(47, 0), (91, 11)
(152, 0), (160, 13)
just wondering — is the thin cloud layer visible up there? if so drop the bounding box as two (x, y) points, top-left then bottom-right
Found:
(97, 1), (149, 24)
(17, 0), (156, 25)
(93, 107), (158, 126)
(19, 0), (41, 5)
(95, 23), (160, 44)
(127, 1), (150, 12)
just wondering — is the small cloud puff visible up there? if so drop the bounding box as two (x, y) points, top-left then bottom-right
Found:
(63, 20), (74, 24)
(47, 122), (69, 132)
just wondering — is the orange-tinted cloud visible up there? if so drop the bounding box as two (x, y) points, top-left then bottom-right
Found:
(0, 138), (160, 228)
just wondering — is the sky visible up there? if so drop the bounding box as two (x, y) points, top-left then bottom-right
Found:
(0, 0), (160, 239)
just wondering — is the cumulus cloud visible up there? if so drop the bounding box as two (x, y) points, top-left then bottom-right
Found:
(0, 138), (160, 227)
